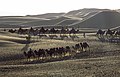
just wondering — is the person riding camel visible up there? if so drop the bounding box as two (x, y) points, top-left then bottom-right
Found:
(26, 34), (31, 43)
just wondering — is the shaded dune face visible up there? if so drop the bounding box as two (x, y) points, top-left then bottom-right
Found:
(72, 11), (120, 29)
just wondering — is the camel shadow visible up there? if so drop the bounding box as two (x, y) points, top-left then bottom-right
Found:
(0, 44), (30, 63)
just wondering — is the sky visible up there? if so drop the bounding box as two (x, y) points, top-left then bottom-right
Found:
(0, 0), (120, 16)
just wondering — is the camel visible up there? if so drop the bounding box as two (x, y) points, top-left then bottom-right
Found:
(114, 30), (120, 36)
(80, 42), (90, 51)
(23, 48), (35, 61)
(96, 29), (105, 37)
(105, 29), (115, 36)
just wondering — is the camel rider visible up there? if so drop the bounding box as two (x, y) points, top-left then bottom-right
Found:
(83, 32), (86, 38)
(26, 34), (31, 43)
(28, 48), (32, 53)
(28, 48), (35, 57)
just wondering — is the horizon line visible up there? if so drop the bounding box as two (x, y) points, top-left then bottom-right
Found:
(0, 8), (119, 17)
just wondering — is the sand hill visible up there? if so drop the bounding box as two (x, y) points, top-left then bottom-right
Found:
(70, 11), (120, 29)
(0, 9), (120, 29)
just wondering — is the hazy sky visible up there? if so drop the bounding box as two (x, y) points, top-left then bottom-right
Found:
(0, 0), (120, 16)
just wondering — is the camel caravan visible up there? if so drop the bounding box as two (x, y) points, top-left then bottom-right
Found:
(8, 27), (85, 40)
(23, 42), (89, 61)
(96, 29), (120, 43)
